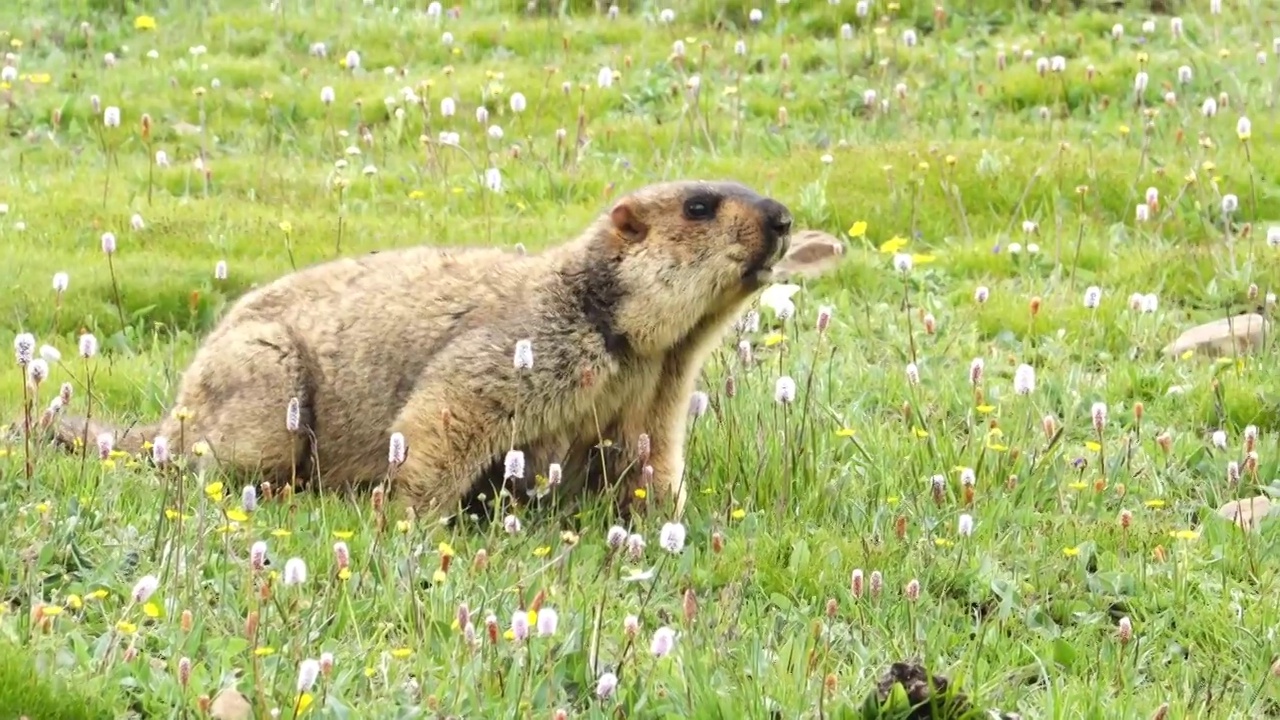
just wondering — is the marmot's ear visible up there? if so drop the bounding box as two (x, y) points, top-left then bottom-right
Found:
(609, 199), (649, 243)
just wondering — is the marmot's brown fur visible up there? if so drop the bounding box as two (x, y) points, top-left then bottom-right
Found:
(36, 180), (793, 523)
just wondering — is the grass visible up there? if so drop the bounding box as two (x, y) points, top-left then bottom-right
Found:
(2, 0), (1280, 716)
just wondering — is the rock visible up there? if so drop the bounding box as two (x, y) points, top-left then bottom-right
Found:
(1161, 313), (1269, 359)
(774, 229), (846, 280)
(209, 688), (253, 720)
(1217, 495), (1280, 532)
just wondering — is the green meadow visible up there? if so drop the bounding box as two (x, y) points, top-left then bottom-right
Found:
(3, 0), (1280, 717)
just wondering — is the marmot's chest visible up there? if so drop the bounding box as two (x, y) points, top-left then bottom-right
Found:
(590, 358), (665, 415)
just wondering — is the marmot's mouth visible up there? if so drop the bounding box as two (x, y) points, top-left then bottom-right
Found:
(743, 231), (790, 284)
(743, 255), (781, 287)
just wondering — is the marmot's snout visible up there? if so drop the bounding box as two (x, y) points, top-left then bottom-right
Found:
(754, 196), (793, 263)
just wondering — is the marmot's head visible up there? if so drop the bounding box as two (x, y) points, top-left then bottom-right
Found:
(591, 180), (793, 355)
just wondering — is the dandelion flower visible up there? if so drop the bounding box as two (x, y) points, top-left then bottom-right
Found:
(26, 358), (48, 386)
(152, 436), (171, 465)
(250, 541), (268, 570)
(283, 557), (307, 585)
(511, 610), (530, 641)
(536, 607), (558, 636)
(774, 376), (796, 404)
(286, 397), (301, 433)
(1013, 364), (1036, 395)
(504, 449), (525, 480)
(650, 626), (676, 657)
(596, 671), (618, 699)
(625, 533), (645, 559)
(957, 513), (974, 537)
(297, 659), (320, 693)
(606, 525), (627, 548)
(131, 575), (159, 604)
(1083, 286), (1102, 309)
(13, 333), (35, 366)
(1091, 402), (1107, 433)
(96, 432), (114, 459)
(689, 391), (709, 416)
(388, 432), (406, 466)
(659, 522), (686, 553)
(904, 578), (920, 602)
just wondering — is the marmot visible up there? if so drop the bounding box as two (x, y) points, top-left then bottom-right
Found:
(36, 180), (793, 523)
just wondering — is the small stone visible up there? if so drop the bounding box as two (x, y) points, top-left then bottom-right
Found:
(1161, 313), (1269, 358)
(774, 229), (846, 280)
(171, 121), (204, 136)
(1217, 495), (1279, 532)
(209, 688), (253, 720)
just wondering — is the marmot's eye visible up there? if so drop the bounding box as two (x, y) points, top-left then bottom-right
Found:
(683, 198), (715, 220)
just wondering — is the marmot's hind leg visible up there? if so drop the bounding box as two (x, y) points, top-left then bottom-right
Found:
(170, 319), (316, 488)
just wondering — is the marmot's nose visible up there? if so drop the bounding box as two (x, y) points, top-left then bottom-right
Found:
(756, 198), (792, 238)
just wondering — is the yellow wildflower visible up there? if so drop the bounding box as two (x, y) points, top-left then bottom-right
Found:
(879, 236), (908, 254)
